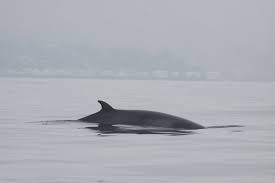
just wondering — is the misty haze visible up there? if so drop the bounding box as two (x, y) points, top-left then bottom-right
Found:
(1, 1), (275, 183)
(0, 0), (274, 80)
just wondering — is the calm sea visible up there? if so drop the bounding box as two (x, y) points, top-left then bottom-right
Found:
(1, 78), (275, 183)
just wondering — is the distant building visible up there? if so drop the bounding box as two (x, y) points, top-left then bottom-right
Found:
(99, 70), (115, 78)
(206, 72), (221, 80)
(152, 70), (169, 79)
(117, 71), (128, 78)
(185, 72), (202, 80)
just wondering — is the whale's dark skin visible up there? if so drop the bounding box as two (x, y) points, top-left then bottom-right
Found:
(79, 100), (205, 130)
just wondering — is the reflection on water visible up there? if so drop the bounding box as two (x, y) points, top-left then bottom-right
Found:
(86, 125), (195, 136)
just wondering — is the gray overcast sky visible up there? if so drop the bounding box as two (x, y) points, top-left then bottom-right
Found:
(0, 0), (275, 72)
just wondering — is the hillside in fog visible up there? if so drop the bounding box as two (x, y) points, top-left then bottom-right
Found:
(0, 39), (274, 81)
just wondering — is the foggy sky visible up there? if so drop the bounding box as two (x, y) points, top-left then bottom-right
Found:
(0, 0), (274, 73)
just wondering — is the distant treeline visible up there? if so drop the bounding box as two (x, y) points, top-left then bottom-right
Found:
(0, 40), (195, 72)
(1, 40), (274, 81)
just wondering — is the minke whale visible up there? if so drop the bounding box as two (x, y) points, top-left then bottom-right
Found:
(79, 100), (205, 130)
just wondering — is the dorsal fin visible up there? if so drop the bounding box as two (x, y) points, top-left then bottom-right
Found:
(98, 100), (114, 111)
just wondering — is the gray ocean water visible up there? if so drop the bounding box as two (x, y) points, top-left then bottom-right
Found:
(0, 78), (275, 183)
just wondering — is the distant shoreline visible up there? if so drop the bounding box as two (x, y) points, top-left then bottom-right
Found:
(1, 75), (274, 82)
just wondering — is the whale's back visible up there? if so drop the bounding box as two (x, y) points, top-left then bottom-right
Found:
(114, 110), (205, 129)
